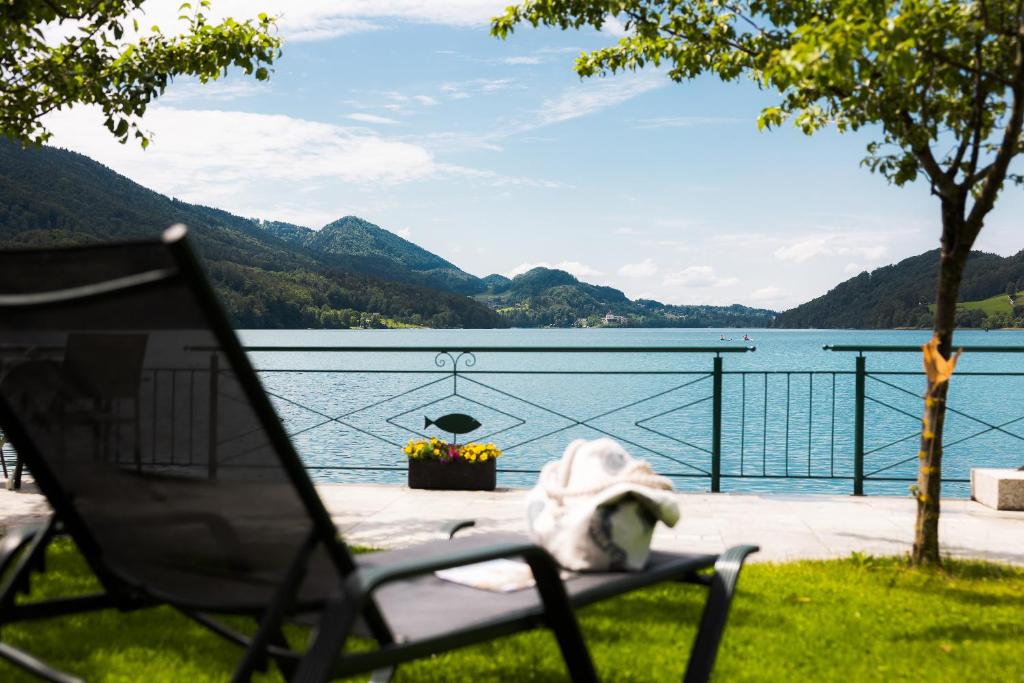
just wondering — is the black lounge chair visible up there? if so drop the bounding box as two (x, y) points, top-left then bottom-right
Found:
(0, 227), (758, 683)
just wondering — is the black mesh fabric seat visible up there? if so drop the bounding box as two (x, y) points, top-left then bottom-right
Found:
(356, 533), (718, 642)
(0, 227), (757, 683)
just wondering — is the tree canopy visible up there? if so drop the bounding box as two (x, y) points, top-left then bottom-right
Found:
(494, 1), (1023, 209)
(494, 0), (1023, 565)
(1, 0), (280, 147)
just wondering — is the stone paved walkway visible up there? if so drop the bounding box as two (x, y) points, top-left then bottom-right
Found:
(3, 482), (1023, 564)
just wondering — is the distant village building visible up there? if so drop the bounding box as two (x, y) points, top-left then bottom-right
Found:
(603, 312), (628, 326)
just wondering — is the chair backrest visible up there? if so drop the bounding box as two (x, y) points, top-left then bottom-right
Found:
(0, 227), (352, 607)
(62, 333), (148, 401)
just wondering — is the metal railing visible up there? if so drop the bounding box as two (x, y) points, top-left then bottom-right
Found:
(824, 345), (1024, 495)
(240, 346), (754, 492)
(32, 343), (1022, 496)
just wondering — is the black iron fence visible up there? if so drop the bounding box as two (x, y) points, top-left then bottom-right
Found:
(5, 344), (1022, 495)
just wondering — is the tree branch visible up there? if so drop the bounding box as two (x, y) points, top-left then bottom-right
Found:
(624, 8), (761, 59)
(958, 37), (988, 186)
(901, 111), (957, 198)
(965, 23), (1024, 238)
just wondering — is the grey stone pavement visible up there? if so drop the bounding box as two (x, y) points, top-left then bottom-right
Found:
(3, 481), (1023, 565)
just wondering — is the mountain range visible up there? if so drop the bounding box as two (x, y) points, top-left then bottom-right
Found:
(0, 142), (777, 329)
(2, 141), (1020, 330)
(775, 249), (1024, 328)
(0, 141), (502, 329)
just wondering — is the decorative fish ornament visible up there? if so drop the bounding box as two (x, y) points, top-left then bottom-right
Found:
(424, 413), (481, 435)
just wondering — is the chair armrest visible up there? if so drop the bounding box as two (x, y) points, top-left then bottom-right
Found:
(437, 519), (475, 540)
(712, 544), (759, 595)
(357, 539), (555, 594)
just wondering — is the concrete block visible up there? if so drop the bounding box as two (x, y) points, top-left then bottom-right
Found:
(971, 468), (1024, 511)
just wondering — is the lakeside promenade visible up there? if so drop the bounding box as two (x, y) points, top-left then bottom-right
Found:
(2, 482), (1022, 565)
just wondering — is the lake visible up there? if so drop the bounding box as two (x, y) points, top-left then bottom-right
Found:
(238, 328), (1024, 498)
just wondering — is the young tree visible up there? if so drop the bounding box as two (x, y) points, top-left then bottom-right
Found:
(1008, 281), (1019, 298)
(494, 0), (1024, 565)
(2, 1), (280, 147)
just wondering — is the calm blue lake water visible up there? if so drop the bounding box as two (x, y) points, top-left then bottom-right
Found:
(239, 328), (1024, 498)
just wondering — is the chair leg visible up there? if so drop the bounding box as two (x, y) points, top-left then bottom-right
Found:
(548, 614), (598, 683)
(12, 457), (23, 490)
(269, 628), (298, 680)
(523, 552), (599, 683)
(682, 545), (759, 683)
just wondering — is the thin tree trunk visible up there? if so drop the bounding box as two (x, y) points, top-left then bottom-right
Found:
(912, 207), (967, 566)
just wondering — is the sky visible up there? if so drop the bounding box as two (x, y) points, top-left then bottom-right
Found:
(44, 1), (1024, 311)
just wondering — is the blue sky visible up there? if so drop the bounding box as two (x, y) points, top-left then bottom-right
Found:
(46, 1), (1023, 310)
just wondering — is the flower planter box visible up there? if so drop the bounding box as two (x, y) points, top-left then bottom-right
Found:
(407, 457), (496, 491)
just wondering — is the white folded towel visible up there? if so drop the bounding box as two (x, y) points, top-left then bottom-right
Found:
(525, 438), (679, 571)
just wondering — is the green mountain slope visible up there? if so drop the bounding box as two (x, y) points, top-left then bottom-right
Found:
(0, 142), (505, 329)
(775, 250), (1024, 328)
(480, 267), (777, 328)
(259, 216), (485, 295)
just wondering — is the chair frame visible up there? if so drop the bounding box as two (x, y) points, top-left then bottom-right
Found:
(0, 228), (758, 683)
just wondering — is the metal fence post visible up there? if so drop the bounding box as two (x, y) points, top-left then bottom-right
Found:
(207, 353), (219, 480)
(854, 354), (865, 496)
(712, 355), (723, 493)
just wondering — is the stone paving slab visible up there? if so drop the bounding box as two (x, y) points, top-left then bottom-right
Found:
(2, 482), (1023, 565)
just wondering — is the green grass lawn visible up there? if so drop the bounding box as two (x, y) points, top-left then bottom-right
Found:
(929, 291), (1022, 317)
(2, 543), (1023, 682)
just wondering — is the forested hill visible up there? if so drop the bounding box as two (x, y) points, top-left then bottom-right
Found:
(480, 267), (778, 328)
(775, 250), (1024, 328)
(259, 216), (485, 295)
(0, 142), (505, 329)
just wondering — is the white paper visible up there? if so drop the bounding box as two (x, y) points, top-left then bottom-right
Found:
(435, 559), (536, 593)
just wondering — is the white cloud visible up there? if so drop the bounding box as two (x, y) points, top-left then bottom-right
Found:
(436, 164), (563, 188)
(130, 1), (512, 42)
(614, 227), (643, 236)
(601, 15), (629, 37)
(507, 261), (603, 280)
(503, 56), (542, 65)
(45, 105), (437, 203)
(663, 266), (737, 288)
(618, 259), (658, 277)
(441, 78), (517, 100)
(396, 227), (412, 238)
(161, 80), (269, 104)
(346, 112), (400, 125)
(632, 116), (745, 129)
(281, 17), (383, 41)
(774, 234), (890, 264)
(535, 73), (664, 127)
(844, 262), (867, 274)
(750, 286), (786, 301)
(413, 95), (439, 106)
(774, 237), (831, 263)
